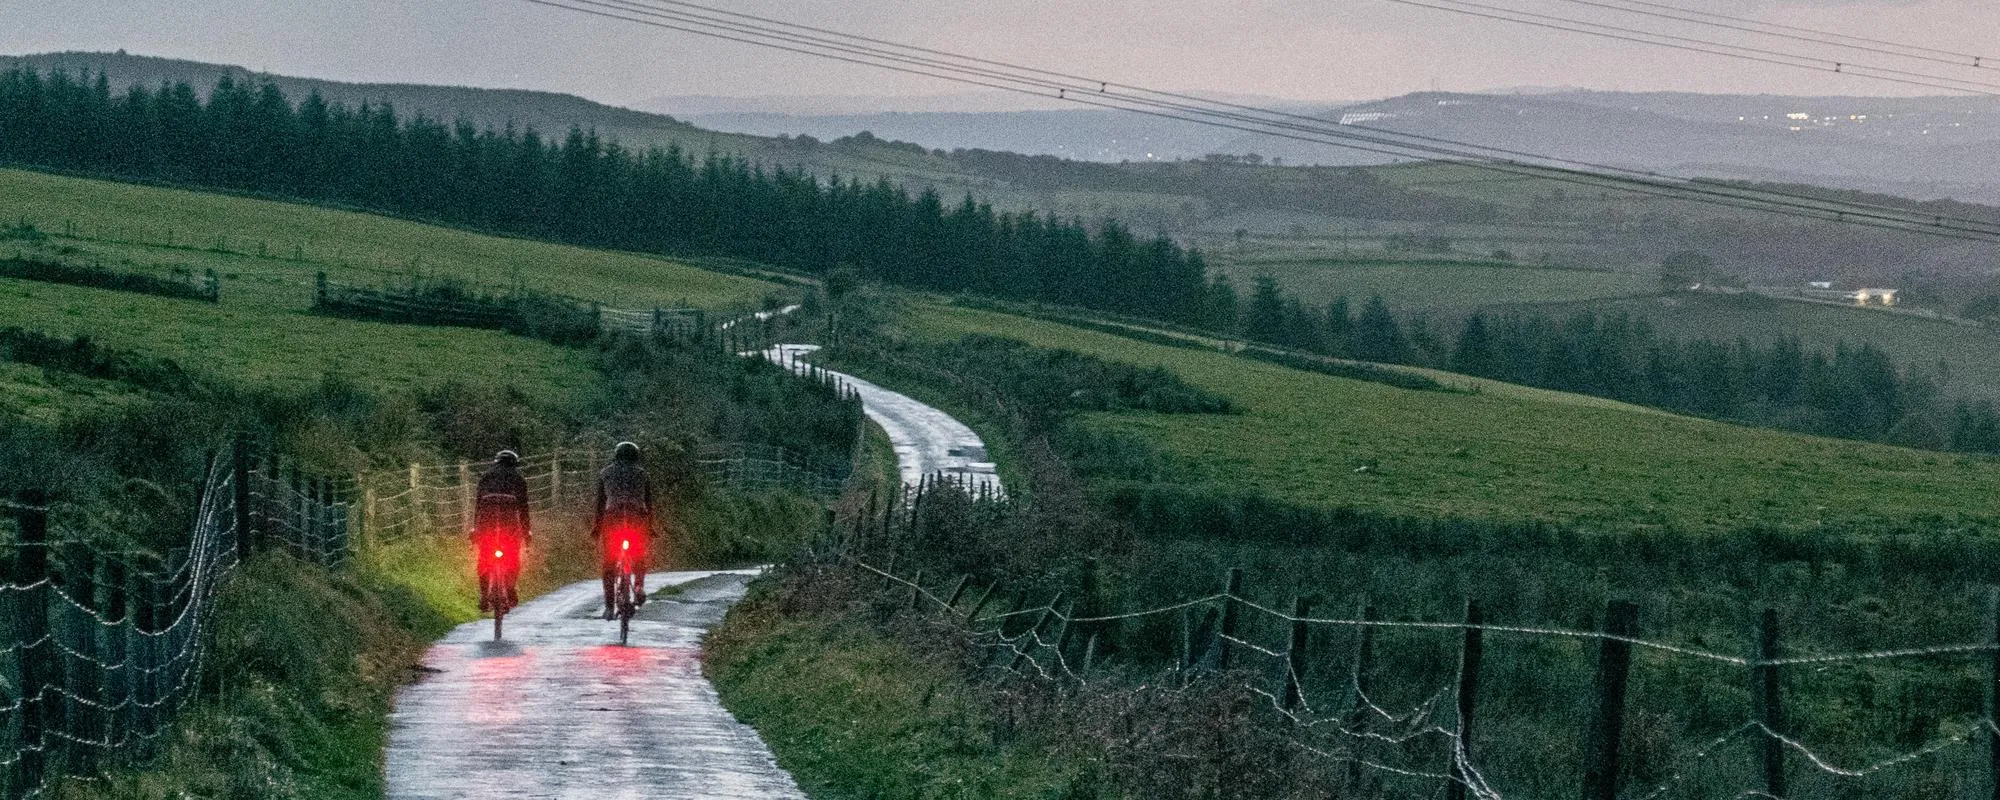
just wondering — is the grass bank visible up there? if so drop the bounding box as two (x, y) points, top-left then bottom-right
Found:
(707, 570), (1104, 800)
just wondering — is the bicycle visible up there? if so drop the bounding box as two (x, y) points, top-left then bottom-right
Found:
(610, 535), (638, 645)
(480, 540), (521, 641)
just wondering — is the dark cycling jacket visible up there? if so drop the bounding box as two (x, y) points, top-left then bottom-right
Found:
(474, 465), (532, 541)
(593, 461), (654, 537)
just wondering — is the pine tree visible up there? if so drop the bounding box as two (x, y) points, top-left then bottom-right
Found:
(1450, 313), (1497, 377)
(1354, 296), (1410, 365)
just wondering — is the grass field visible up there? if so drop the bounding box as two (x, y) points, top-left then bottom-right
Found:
(1217, 255), (1651, 313)
(910, 303), (2000, 532)
(0, 168), (791, 410)
(0, 169), (777, 310)
(1538, 292), (2000, 401)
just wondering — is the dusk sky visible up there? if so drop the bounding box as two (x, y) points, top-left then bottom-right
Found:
(5, 0), (1996, 108)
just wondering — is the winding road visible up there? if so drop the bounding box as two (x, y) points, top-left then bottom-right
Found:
(383, 344), (1000, 797)
(766, 344), (1003, 497)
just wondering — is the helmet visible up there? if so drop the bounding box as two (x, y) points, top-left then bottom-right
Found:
(614, 441), (640, 462)
(494, 450), (520, 467)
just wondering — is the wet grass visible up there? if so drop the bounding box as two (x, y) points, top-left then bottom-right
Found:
(908, 302), (2000, 532)
(707, 578), (1100, 800)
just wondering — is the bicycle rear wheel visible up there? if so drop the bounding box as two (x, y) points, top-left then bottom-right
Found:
(616, 571), (635, 645)
(493, 608), (505, 641)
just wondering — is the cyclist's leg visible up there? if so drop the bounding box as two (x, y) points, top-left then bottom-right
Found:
(473, 533), (493, 612)
(600, 543), (618, 619)
(632, 532), (649, 604)
(503, 533), (521, 609)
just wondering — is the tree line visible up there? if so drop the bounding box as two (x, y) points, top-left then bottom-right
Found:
(7, 66), (1996, 453)
(1221, 273), (2000, 452)
(0, 68), (1212, 324)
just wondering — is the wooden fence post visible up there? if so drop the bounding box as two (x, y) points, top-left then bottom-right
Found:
(1583, 600), (1640, 800)
(457, 461), (473, 536)
(1753, 608), (1786, 799)
(942, 575), (970, 610)
(907, 571), (927, 610)
(232, 437), (252, 561)
(1445, 600), (1485, 800)
(1283, 596), (1312, 712)
(100, 559), (126, 753)
(1217, 567), (1245, 671)
(15, 491), (51, 790)
(963, 583), (996, 624)
(66, 547), (98, 773)
(1347, 602), (1380, 786)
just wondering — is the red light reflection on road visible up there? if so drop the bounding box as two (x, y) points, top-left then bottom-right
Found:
(464, 647), (533, 727)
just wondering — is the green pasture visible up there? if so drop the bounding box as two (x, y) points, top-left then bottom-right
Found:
(0, 168), (777, 310)
(1220, 256), (1652, 313)
(910, 303), (2000, 532)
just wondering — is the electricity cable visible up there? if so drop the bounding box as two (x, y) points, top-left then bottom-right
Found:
(523, 0), (2000, 242)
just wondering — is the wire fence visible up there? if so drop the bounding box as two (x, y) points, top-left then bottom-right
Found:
(354, 441), (853, 542)
(839, 513), (2000, 799)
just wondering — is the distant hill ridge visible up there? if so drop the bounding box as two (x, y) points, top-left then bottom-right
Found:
(0, 51), (705, 141)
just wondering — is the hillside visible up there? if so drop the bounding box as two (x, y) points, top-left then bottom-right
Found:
(0, 51), (992, 196)
(0, 167), (779, 414)
(907, 301), (2000, 532)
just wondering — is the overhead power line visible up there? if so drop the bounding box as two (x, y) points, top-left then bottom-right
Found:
(1363, 0), (2000, 96)
(517, 0), (2000, 243)
(1580, 0), (1994, 69)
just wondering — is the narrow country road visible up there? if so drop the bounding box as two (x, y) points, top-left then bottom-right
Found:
(382, 570), (805, 799)
(383, 341), (1004, 797)
(766, 344), (1004, 496)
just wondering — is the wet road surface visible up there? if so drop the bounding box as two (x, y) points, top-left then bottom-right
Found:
(383, 570), (806, 799)
(765, 343), (1003, 495)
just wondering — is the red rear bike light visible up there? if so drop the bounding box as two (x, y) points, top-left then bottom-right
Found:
(493, 549), (505, 559)
(620, 539), (631, 552)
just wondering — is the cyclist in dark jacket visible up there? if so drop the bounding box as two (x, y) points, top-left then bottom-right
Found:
(593, 441), (655, 619)
(473, 450), (532, 612)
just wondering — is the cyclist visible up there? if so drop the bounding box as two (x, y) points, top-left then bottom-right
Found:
(473, 450), (532, 613)
(593, 441), (655, 620)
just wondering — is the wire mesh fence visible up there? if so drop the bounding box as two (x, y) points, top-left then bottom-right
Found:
(833, 484), (2000, 800)
(354, 442), (853, 542)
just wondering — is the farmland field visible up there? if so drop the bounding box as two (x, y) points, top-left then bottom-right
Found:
(1217, 255), (1651, 313)
(0, 169), (777, 310)
(909, 302), (2000, 531)
(0, 169), (791, 409)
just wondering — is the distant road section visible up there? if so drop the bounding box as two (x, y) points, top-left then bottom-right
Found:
(764, 344), (1003, 496)
(383, 570), (804, 800)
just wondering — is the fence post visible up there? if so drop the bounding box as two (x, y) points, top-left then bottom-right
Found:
(964, 584), (996, 624)
(232, 437), (252, 562)
(1217, 567), (1245, 671)
(67, 547), (99, 773)
(123, 568), (149, 746)
(100, 560), (128, 756)
(1283, 596), (1313, 713)
(550, 455), (563, 504)
(1988, 587), (2000, 800)
(942, 575), (970, 610)
(1583, 599), (1640, 800)
(15, 491), (51, 791)
(1445, 600), (1484, 800)
(361, 480), (376, 549)
(907, 571), (926, 610)
(1346, 602), (1380, 786)
(457, 461), (473, 536)
(1753, 608), (1786, 799)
